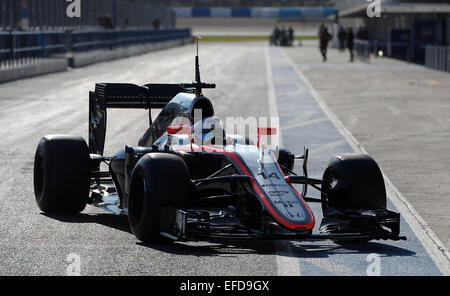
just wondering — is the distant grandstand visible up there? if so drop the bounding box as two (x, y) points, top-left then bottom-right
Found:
(167, 0), (335, 37)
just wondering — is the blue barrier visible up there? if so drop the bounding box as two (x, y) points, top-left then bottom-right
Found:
(11, 31), (42, 59)
(231, 7), (251, 17)
(41, 31), (67, 57)
(0, 28), (191, 67)
(0, 32), (11, 62)
(71, 30), (114, 52)
(323, 7), (336, 18)
(192, 7), (211, 17)
(173, 7), (336, 19)
(279, 8), (302, 18)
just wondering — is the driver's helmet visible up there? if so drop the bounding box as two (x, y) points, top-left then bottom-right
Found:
(193, 117), (225, 146)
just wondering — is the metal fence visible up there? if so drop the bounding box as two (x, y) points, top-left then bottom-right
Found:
(69, 28), (190, 52)
(0, 0), (175, 30)
(425, 45), (450, 73)
(0, 30), (67, 67)
(0, 28), (191, 68)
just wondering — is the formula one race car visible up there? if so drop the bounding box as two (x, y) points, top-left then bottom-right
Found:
(33, 52), (406, 244)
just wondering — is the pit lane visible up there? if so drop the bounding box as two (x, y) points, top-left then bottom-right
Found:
(0, 42), (445, 275)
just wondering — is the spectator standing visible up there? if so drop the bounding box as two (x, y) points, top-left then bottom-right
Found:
(272, 26), (281, 45)
(319, 27), (332, 62)
(152, 17), (160, 30)
(347, 27), (354, 62)
(280, 27), (288, 46)
(288, 27), (294, 46)
(338, 27), (346, 51)
(319, 23), (325, 35)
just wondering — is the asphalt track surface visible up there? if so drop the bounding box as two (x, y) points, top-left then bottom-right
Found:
(0, 42), (444, 275)
(284, 43), (450, 259)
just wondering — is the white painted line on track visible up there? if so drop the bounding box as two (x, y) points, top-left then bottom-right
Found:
(279, 48), (450, 275)
(265, 46), (302, 276)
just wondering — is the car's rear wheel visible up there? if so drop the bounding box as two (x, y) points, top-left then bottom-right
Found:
(34, 135), (90, 214)
(127, 153), (192, 243)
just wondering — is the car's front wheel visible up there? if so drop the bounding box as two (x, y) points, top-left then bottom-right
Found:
(127, 153), (192, 243)
(321, 153), (387, 243)
(321, 153), (386, 213)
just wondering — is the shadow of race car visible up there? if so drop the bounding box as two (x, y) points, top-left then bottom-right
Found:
(33, 54), (406, 244)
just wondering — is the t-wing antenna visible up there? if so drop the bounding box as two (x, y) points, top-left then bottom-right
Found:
(195, 37), (201, 89)
(182, 36), (216, 96)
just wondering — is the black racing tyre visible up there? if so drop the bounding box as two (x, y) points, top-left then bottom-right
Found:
(277, 148), (294, 175)
(127, 153), (192, 243)
(34, 135), (90, 214)
(321, 154), (386, 213)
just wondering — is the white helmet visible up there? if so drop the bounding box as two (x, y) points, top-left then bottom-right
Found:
(193, 117), (225, 146)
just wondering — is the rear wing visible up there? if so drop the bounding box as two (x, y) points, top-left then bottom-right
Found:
(89, 83), (188, 155)
(89, 44), (217, 155)
(93, 83), (187, 109)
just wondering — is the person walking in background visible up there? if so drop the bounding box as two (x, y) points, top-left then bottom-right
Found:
(280, 27), (288, 46)
(319, 27), (332, 62)
(288, 27), (294, 46)
(347, 26), (354, 62)
(319, 23), (325, 35)
(152, 17), (160, 30)
(271, 26), (281, 45)
(338, 26), (346, 51)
